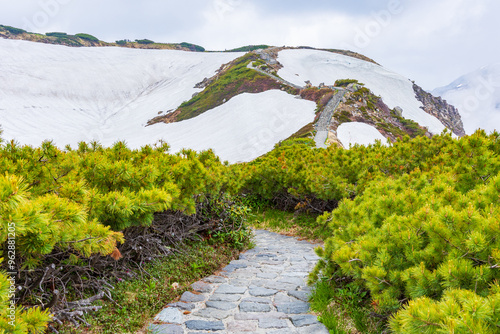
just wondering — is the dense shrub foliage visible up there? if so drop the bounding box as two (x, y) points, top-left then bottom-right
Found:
(179, 42), (205, 52)
(135, 39), (154, 44)
(1, 130), (499, 332)
(0, 25), (26, 35)
(74, 33), (99, 42)
(0, 140), (230, 332)
(225, 45), (270, 52)
(231, 131), (500, 332)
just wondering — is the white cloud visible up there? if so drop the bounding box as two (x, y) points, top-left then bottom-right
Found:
(0, 0), (498, 89)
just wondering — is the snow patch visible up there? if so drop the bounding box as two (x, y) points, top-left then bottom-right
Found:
(432, 63), (500, 134)
(0, 39), (318, 162)
(337, 122), (387, 148)
(277, 49), (447, 134)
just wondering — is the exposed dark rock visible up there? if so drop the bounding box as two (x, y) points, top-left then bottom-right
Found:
(413, 83), (465, 137)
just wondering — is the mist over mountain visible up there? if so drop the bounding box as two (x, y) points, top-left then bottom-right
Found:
(433, 63), (500, 135)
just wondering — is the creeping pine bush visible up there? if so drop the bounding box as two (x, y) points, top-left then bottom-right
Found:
(308, 131), (500, 333)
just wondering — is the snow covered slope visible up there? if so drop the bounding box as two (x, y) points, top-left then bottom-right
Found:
(432, 64), (500, 135)
(0, 39), (315, 162)
(337, 122), (387, 148)
(277, 49), (447, 135)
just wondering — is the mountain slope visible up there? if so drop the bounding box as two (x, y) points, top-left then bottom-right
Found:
(0, 33), (466, 161)
(432, 63), (500, 134)
(276, 48), (451, 135)
(0, 39), (319, 163)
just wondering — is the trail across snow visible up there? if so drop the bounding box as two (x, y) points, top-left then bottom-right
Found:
(0, 39), (316, 163)
(277, 49), (447, 135)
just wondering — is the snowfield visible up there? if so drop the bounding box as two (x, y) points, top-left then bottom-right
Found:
(0, 39), (316, 162)
(432, 63), (500, 135)
(337, 122), (388, 148)
(277, 49), (447, 135)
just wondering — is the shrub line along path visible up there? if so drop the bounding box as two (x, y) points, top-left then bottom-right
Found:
(149, 229), (329, 334)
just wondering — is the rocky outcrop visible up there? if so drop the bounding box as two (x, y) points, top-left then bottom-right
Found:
(413, 83), (465, 137)
(329, 87), (431, 142)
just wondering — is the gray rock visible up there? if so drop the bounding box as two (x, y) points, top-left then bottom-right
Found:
(274, 292), (299, 304)
(234, 311), (287, 321)
(205, 300), (237, 310)
(148, 323), (183, 334)
(180, 291), (205, 303)
(239, 302), (271, 312)
(278, 277), (305, 286)
(226, 320), (258, 332)
(193, 307), (231, 320)
(256, 272), (278, 279)
(276, 302), (310, 314)
(185, 320), (225, 331)
(167, 302), (195, 311)
(191, 281), (213, 293)
(268, 329), (298, 334)
(269, 329), (298, 334)
(242, 297), (271, 304)
(215, 284), (247, 294)
(287, 290), (310, 302)
(203, 275), (227, 284)
(258, 318), (289, 329)
(290, 314), (319, 327)
(209, 293), (242, 302)
(249, 287), (278, 297)
(154, 307), (183, 324)
(297, 324), (330, 334)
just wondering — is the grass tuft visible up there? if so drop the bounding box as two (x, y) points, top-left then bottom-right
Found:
(57, 240), (244, 334)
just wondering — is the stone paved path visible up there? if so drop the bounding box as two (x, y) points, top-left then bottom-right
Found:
(148, 230), (329, 334)
(314, 89), (346, 149)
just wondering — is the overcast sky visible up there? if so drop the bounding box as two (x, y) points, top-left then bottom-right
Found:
(0, 0), (498, 89)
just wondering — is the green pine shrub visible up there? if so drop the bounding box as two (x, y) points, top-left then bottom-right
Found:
(75, 33), (99, 42)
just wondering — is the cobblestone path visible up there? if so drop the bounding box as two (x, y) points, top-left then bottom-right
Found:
(314, 89), (345, 148)
(148, 229), (329, 334)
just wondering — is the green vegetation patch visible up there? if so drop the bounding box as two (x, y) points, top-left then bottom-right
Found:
(58, 240), (243, 334)
(247, 207), (331, 242)
(0, 24), (27, 35)
(180, 42), (205, 52)
(135, 39), (155, 44)
(226, 45), (270, 52)
(334, 79), (359, 87)
(75, 33), (99, 42)
(175, 53), (289, 121)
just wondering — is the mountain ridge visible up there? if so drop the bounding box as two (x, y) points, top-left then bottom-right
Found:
(0, 27), (466, 162)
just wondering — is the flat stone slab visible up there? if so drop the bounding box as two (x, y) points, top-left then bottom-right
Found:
(209, 293), (242, 302)
(276, 302), (311, 314)
(259, 318), (289, 329)
(191, 281), (213, 293)
(205, 300), (237, 310)
(185, 320), (225, 331)
(288, 290), (310, 302)
(203, 275), (227, 284)
(148, 323), (183, 334)
(167, 302), (195, 311)
(193, 307), (231, 320)
(227, 320), (258, 332)
(180, 291), (205, 303)
(239, 301), (271, 313)
(215, 284), (247, 294)
(290, 314), (320, 327)
(249, 287), (278, 297)
(154, 307), (183, 324)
